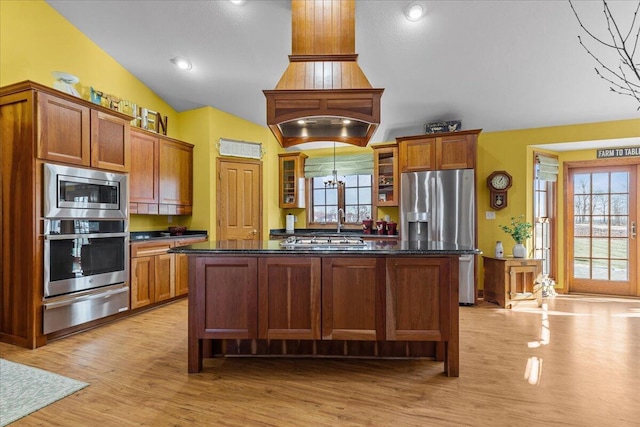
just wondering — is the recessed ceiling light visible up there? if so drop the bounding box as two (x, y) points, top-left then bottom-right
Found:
(342, 119), (351, 125)
(297, 119), (306, 125)
(170, 56), (192, 71)
(229, 0), (246, 5)
(404, 2), (426, 22)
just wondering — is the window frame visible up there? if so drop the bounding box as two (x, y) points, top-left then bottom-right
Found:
(306, 174), (373, 229)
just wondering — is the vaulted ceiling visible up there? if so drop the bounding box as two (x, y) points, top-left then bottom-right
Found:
(47, 0), (638, 146)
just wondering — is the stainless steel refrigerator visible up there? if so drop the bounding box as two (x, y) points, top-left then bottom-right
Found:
(400, 169), (476, 305)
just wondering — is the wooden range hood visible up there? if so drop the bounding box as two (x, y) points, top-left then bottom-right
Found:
(264, 0), (384, 148)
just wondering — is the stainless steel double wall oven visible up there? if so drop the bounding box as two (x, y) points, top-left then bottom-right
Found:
(42, 163), (130, 334)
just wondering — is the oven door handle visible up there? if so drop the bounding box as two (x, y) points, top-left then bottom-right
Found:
(43, 286), (129, 310)
(45, 232), (129, 240)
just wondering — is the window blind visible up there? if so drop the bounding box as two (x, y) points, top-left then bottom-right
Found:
(536, 154), (559, 182)
(304, 154), (374, 178)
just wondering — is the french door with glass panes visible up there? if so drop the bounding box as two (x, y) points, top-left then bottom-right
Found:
(567, 164), (638, 296)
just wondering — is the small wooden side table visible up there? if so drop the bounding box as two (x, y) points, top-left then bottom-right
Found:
(482, 256), (543, 308)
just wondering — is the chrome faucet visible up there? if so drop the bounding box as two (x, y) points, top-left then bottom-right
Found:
(337, 208), (344, 233)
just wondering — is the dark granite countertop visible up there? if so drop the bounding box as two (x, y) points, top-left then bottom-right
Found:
(130, 230), (208, 242)
(269, 228), (398, 239)
(169, 240), (480, 256)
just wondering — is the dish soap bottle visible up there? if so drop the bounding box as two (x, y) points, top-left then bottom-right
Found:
(495, 241), (504, 258)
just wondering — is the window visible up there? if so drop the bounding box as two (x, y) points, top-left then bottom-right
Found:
(310, 175), (372, 225)
(533, 153), (558, 279)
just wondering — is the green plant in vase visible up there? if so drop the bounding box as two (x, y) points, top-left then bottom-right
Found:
(499, 215), (532, 258)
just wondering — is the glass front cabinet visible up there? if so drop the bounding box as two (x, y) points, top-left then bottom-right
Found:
(278, 152), (307, 208)
(372, 143), (398, 207)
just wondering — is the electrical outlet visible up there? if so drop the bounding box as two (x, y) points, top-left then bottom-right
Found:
(486, 211), (496, 220)
(168, 215), (173, 223)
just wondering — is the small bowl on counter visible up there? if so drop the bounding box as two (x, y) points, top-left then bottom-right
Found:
(168, 226), (187, 236)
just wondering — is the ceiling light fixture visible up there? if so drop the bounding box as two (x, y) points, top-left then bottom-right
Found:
(229, 0), (246, 5)
(324, 142), (345, 187)
(170, 57), (192, 71)
(404, 1), (426, 22)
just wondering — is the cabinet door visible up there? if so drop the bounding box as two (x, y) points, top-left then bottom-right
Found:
(90, 110), (130, 172)
(131, 256), (155, 309)
(279, 153), (306, 208)
(192, 257), (258, 339)
(373, 145), (398, 206)
(154, 253), (175, 302)
(437, 134), (476, 170)
(37, 92), (90, 165)
(175, 253), (190, 296)
(386, 257), (452, 341)
(129, 130), (159, 205)
(258, 257), (321, 340)
(399, 138), (435, 172)
(159, 139), (193, 207)
(322, 257), (385, 340)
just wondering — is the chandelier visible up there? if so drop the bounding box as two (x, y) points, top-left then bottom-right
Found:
(324, 142), (345, 187)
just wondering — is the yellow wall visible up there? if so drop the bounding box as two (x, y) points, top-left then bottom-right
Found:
(1, 0), (283, 237)
(477, 118), (640, 291)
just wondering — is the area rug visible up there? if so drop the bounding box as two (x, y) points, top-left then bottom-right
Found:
(0, 359), (88, 426)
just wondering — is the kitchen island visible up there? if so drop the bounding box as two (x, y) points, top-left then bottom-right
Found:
(171, 240), (479, 377)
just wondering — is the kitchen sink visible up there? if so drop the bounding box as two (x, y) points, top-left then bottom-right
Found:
(280, 236), (366, 249)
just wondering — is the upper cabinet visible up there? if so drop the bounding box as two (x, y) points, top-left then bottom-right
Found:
(33, 85), (131, 172)
(278, 152), (307, 209)
(130, 128), (194, 215)
(372, 143), (398, 206)
(397, 129), (481, 172)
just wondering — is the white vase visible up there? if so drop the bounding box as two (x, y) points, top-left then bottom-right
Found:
(513, 243), (526, 258)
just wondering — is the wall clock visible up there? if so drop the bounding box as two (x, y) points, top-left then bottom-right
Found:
(487, 171), (512, 210)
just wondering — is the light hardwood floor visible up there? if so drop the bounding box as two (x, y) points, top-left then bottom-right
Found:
(1, 295), (639, 426)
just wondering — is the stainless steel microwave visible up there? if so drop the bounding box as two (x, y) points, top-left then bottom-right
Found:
(43, 163), (128, 219)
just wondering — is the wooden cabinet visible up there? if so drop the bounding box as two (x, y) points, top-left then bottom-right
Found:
(130, 235), (207, 308)
(175, 236), (209, 296)
(188, 253), (459, 376)
(397, 129), (481, 172)
(0, 81), (133, 349)
(190, 256), (258, 339)
(36, 89), (130, 172)
(278, 153), (307, 208)
(386, 257), (453, 341)
(372, 143), (398, 207)
(258, 257), (321, 340)
(129, 128), (193, 215)
(130, 240), (175, 309)
(483, 256), (542, 308)
(321, 257), (385, 340)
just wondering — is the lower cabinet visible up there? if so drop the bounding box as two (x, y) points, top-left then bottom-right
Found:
(130, 236), (207, 309)
(191, 256), (449, 341)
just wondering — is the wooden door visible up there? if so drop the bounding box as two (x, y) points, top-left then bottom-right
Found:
(131, 256), (154, 309)
(90, 110), (130, 172)
(37, 92), (90, 165)
(129, 129), (159, 209)
(321, 257), (385, 340)
(567, 164), (638, 296)
(398, 138), (435, 172)
(159, 139), (193, 206)
(386, 257), (452, 341)
(217, 158), (262, 241)
(258, 257), (321, 340)
(437, 134), (475, 170)
(192, 256), (258, 339)
(154, 253), (175, 302)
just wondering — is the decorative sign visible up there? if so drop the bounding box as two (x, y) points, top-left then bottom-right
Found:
(218, 138), (264, 159)
(90, 87), (168, 135)
(596, 146), (640, 159)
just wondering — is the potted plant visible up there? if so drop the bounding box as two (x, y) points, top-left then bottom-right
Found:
(499, 215), (533, 258)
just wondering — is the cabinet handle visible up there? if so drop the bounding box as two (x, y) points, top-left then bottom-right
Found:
(632, 221), (636, 240)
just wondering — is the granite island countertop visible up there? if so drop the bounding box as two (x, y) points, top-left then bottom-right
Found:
(169, 239), (480, 256)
